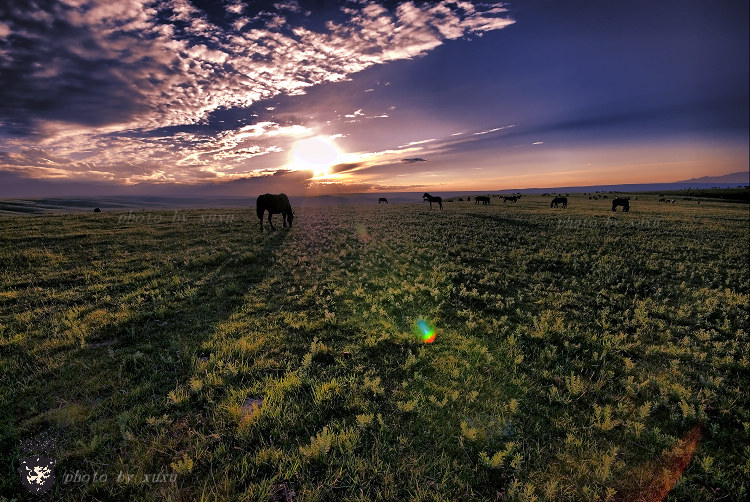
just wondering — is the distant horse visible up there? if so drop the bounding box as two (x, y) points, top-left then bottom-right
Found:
(93, 207), (101, 212)
(378, 197), (388, 204)
(257, 193), (294, 232)
(475, 196), (491, 205)
(423, 193), (443, 210)
(503, 196), (518, 204)
(612, 197), (630, 212)
(550, 197), (567, 208)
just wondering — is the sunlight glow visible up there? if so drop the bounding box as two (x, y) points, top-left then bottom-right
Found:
(290, 136), (342, 178)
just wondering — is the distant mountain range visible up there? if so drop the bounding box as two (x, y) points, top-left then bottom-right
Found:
(676, 171), (749, 184)
(495, 171), (749, 195)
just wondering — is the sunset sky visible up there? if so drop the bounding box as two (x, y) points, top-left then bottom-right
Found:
(0, 0), (748, 196)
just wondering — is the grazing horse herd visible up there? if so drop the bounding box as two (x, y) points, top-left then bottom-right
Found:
(256, 192), (668, 230)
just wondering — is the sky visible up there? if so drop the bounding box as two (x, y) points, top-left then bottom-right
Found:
(0, 0), (748, 197)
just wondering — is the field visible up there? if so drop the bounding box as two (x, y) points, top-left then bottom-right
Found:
(1, 194), (748, 501)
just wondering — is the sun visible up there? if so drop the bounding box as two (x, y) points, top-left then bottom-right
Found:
(290, 136), (342, 177)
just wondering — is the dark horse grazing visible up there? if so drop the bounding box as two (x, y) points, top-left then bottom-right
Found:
(612, 197), (630, 212)
(257, 193), (294, 232)
(423, 193), (443, 210)
(378, 197), (388, 204)
(550, 197), (567, 208)
(503, 196), (518, 204)
(475, 196), (490, 205)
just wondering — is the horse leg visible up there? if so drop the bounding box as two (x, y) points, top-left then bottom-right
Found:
(439, 201), (443, 210)
(268, 212), (275, 230)
(259, 211), (264, 232)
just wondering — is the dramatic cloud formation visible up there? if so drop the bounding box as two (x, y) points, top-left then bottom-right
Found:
(1, 0), (747, 195)
(0, 0), (513, 189)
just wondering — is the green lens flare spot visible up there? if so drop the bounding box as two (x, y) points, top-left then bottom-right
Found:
(414, 319), (436, 343)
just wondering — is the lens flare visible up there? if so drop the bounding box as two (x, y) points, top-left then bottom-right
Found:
(616, 424), (702, 501)
(413, 319), (436, 343)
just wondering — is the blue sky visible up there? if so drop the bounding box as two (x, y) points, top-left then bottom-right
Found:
(0, 0), (747, 196)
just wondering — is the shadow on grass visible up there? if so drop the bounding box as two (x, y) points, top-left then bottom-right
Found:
(463, 211), (544, 229)
(1, 225), (290, 499)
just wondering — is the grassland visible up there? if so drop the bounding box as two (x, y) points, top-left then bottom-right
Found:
(643, 188), (749, 203)
(1, 195), (748, 501)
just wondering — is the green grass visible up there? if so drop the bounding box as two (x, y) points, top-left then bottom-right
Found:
(639, 187), (749, 203)
(1, 196), (748, 501)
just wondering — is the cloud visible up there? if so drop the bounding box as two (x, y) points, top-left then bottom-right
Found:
(401, 139), (436, 147)
(325, 123), (517, 180)
(0, 1), (514, 187)
(0, 120), (312, 184)
(273, 1), (302, 13)
(1, 118), (519, 192)
(473, 125), (516, 136)
(2, 1), (513, 134)
(329, 162), (365, 174)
